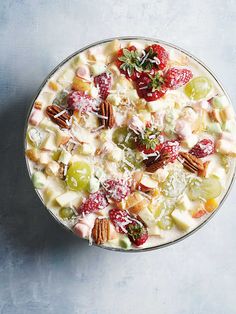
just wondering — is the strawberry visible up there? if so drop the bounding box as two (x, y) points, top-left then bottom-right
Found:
(136, 72), (167, 101)
(136, 127), (164, 154)
(192, 209), (206, 219)
(116, 46), (142, 80)
(109, 209), (133, 233)
(160, 140), (180, 162)
(189, 139), (215, 158)
(67, 91), (96, 113)
(77, 190), (108, 215)
(164, 68), (193, 89)
(144, 44), (169, 71)
(127, 221), (148, 246)
(94, 72), (112, 100)
(103, 179), (131, 202)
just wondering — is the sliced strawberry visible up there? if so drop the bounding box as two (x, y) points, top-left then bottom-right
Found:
(94, 72), (112, 100)
(116, 46), (142, 80)
(67, 91), (97, 113)
(127, 221), (148, 246)
(160, 140), (180, 162)
(136, 72), (167, 101)
(103, 179), (131, 202)
(109, 209), (133, 233)
(189, 139), (215, 158)
(144, 44), (169, 71)
(164, 68), (193, 89)
(77, 190), (108, 215)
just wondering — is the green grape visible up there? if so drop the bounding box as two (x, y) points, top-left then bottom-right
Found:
(121, 151), (142, 171)
(112, 127), (136, 149)
(188, 176), (222, 201)
(66, 162), (91, 191)
(184, 76), (212, 100)
(155, 202), (174, 230)
(59, 207), (74, 220)
(160, 169), (187, 198)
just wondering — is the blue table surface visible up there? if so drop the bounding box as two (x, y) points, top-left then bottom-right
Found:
(1, 1), (236, 313)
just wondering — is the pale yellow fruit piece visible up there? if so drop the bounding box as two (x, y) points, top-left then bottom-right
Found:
(171, 209), (193, 231)
(56, 191), (80, 207)
(72, 76), (91, 92)
(25, 148), (39, 162)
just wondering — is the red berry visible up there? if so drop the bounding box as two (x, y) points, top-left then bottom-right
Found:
(189, 139), (215, 158)
(103, 179), (131, 202)
(77, 191), (108, 215)
(160, 140), (180, 162)
(136, 72), (167, 101)
(116, 46), (141, 80)
(109, 209), (133, 233)
(67, 91), (96, 113)
(127, 221), (148, 246)
(164, 68), (193, 89)
(145, 44), (169, 71)
(94, 72), (112, 100)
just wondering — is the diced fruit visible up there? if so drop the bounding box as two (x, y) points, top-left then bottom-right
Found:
(184, 76), (212, 100)
(124, 192), (146, 212)
(164, 68), (193, 89)
(27, 128), (42, 147)
(45, 160), (60, 176)
(160, 168), (186, 198)
(59, 207), (75, 220)
(77, 190), (108, 215)
(175, 194), (191, 211)
(138, 207), (155, 227)
(66, 162), (91, 191)
(32, 171), (47, 189)
(72, 76), (91, 92)
(25, 148), (39, 162)
(89, 177), (100, 193)
(192, 209), (206, 218)
(119, 236), (132, 249)
(171, 209), (193, 231)
(78, 143), (96, 156)
(56, 130), (70, 146)
(107, 148), (123, 162)
(157, 215), (174, 230)
(205, 198), (218, 212)
(188, 176), (222, 201)
(127, 222), (148, 246)
(56, 191), (79, 207)
(109, 209), (132, 233)
(147, 225), (161, 236)
(90, 63), (107, 76)
(112, 127), (136, 149)
(40, 134), (57, 151)
(212, 95), (229, 109)
(136, 72), (167, 101)
(220, 106), (234, 123)
(216, 139), (236, 157)
(58, 150), (71, 165)
(39, 151), (51, 165)
(207, 122), (222, 134)
(29, 109), (43, 126)
(189, 139), (215, 158)
(94, 72), (112, 100)
(76, 65), (90, 81)
(103, 179), (131, 202)
(139, 175), (158, 192)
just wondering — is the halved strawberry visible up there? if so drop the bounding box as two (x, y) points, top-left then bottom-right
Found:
(109, 208), (133, 233)
(127, 221), (148, 246)
(136, 127), (164, 154)
(189, 139), (215, 158)
(160, 140), (180, 162)
(94, 72), (112, 100)
(136, 72), (167, 101)
(67, 91), (96, 113)
(103, 179), (131, 202)
(164, 68), (193, 89)
(77, 190), (108, 215)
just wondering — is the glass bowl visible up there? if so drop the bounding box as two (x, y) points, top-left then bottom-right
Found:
(24, 36), (236, 252)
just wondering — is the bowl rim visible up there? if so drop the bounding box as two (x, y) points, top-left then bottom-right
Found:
(24, 36), (236, 253)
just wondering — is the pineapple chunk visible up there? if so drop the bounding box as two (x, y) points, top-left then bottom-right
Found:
(57, 68), (75, 87)
(45, 161), (60, 176)
(90, 63), (106, 76)
(72, 76), (91, 92)
(25, 148), (40, 162)
(58, 150), (71, 165)
(41, 134), (57, 151)
(171, 209), (193, 231)
(138, 207), (155, 227)
(39, 151), (51, 165)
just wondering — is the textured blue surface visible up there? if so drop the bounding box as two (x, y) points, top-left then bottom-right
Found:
(1, 1), (236, 313)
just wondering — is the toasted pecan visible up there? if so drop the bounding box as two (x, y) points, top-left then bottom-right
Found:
(99, 100), (114, 128)
(92, 218), (110, 245)
(46, 105), (71, 129)
(178, 152), (204, 174)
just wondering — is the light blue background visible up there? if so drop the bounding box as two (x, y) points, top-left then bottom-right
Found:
(1, 1), (236, 313)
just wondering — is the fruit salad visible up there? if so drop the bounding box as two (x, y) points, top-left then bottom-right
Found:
(25, 38), (236, 250)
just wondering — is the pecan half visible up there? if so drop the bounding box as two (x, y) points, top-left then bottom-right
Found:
(99, 100), (115, 128)
(178, 152), (204, 174)
(92, 218), (110, 245)
(198, 160), (210, 177)
(144, 152), (170, 173)
(58, 162), (66, 180)
(46, 105), (71, 129)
